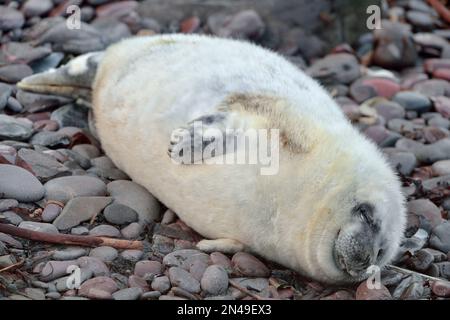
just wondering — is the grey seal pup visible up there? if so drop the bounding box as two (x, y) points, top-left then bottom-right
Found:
(18, 34), (406, 284)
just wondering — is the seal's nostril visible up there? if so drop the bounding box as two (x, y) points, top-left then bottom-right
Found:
(376, 249), (384, 261)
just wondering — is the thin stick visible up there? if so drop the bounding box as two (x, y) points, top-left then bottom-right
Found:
(229, 279), (266, 300)
(0, 223), (143, 250)
(427, 0), (450, 23)
(386, 264), (446, 282)
(0, 259), (24, 273)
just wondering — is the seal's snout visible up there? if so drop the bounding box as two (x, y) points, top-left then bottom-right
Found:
(334, 203), (382, 279)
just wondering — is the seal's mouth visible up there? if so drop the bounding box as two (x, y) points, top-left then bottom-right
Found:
(333, 228), (370, 279)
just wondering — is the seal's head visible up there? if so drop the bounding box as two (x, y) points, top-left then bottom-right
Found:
(291, 128), (406, 284)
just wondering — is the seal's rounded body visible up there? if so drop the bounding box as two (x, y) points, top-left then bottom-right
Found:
(22, 34), (406, 284)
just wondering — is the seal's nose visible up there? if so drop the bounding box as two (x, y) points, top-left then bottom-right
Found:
(336, 249), (372, 277)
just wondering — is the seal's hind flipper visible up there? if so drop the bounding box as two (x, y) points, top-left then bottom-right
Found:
(17, 51), (104, 101)
(168, 111), (247, 164)
(196, 239), (245, 254)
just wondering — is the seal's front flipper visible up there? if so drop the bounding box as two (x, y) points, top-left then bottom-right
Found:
(168, 111), (251, 164)
(17, 51), (104, 101)
(196, 239), (245, 254)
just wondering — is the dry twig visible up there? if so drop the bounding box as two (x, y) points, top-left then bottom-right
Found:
(0, 223), (143, 250)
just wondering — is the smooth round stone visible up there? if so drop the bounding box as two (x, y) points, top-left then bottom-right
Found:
(51, 104), (88, 129)
(0, 83), (12, 110)
(434, 68), (450, 81)
(127, 275), (149, 292)
(53, 197), (112, 230)
(430, 221), (450, 253)
(407, 199), (443, 229)
(71, 226), (89, 235)
(163, 249), (211, 270)
(2, 211), (23, 225)
(134, 260), (163, 278)
(107, 180), (160, 223)
(23, 0), (53, 17)
(151, 276), (171, 293)
(41, 203), (62, 222)
(307, 53), (360, 85)
(30, 131), (71, 148)
(413, 79), (450, 97)
(89, 246), (118, 262)
(112, 287), (143, 300)
(46, 292), (61, 299)
(406, 11), (435, 30)
(355, 282), (392, 300)
(53, 247), (87, 261)
(71, 144), (100, 159)
(0, 199), (18, 211)
(396, 138), (450, 164)
(350, 77), (400, 103)
(6, 97), (23, 113)
(77, 256), (110, 277)
(19, 221), (59, 234)
(90, 156), (115, 169)
(120, 250), (143, 261)
(431, 281), (450, 297)
(168, 267), (201, 294)
(2, 42), (51, 65)
(201, 265), (229, 296)
(189, 259), (208, 281)
(141, 291), (162, 300)
(435, 262), (450, 279)
(231, 252), (270, 277)
(373, 100), (405, 121)
(428, 115), (450, 129)
(121, 222), (143, 239)
(44, 175), (107, 204)
(387, 151), (417, 175)
(89, 225), (121, 238)
(0, 6), (24, 30)
(104, 203), (138, 225)
(406, 249), (434, 272)
(432, 160), (450, 176)
(364, 125), (401, 147)
(16, 90), (71, 114)
(24, 288), (46, 300)
(422, 126), (448, 144)
(0, 64), (33, 83)
(0, 115), (33, 141)
(78, 276), (118, 299)
(210, 252), (232, 271)
(161, 209), (176, 225)
(33, 120), (59, 132)
(392, 91), (431, 113)
(433, 96), (450, 119)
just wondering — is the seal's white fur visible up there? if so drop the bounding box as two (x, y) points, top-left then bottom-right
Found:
(92, 34), (406, 283)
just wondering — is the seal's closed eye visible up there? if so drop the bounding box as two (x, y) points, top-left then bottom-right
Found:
(353, 203), (379, 231)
